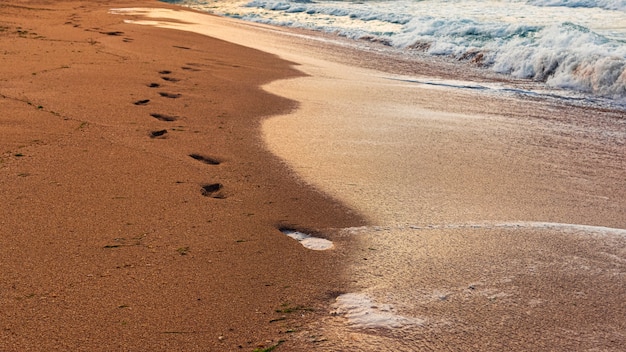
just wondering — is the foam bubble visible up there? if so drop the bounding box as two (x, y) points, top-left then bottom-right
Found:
(527, 0), (626, 11)
(332, 293), (424, 329)
(422, 221), (626, 236)
(281, 229), (334, 250)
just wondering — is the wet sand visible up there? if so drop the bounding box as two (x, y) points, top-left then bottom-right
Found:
(2, 1), (625, 351)
(261, 24), (626, 352)
(260, 30), (626, 351)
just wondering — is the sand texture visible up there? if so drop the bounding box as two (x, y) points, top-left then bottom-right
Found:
(0, 1), (365, 351)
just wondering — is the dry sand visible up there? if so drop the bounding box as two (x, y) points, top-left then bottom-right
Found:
(2, 1), (625, 351)
(0, 1), (364, 351)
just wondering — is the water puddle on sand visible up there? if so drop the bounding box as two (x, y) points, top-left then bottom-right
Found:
(280, 229), (334, 250)
(292, 223), (626, 351)
(331, 292), (424, 329)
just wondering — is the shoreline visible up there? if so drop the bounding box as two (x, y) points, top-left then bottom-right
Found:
(120, 5), (626, 350)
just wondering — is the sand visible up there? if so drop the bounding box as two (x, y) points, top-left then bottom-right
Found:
(2, 1), (625, 351)
(0, 1), (364, 351)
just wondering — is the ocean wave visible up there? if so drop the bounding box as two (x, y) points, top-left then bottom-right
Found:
(245, 0), (412, 25)
(526, 0), (626, 11)
(177, 0), (626, 100)
(396, 19), (626, 99)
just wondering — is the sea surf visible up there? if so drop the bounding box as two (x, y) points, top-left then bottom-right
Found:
(162, 0), (626, 106)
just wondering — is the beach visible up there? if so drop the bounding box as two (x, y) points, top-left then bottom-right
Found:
(1, 1), (625, 351)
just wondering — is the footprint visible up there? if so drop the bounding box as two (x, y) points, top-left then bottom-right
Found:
(173, 45), (191, 50)
(150, 129), (168, 138)
(161, 77), (181, 82)
(123, 38), (133, 43)
(158, 92), (181, 99)
(100, 31), (124, 36)
(159, 70), (172, 74)
(150, 113), (178, 122)
(182, 66), (201, 72)
(147, 83), (161, 88)
(133, 99), (150, 106)
(189, 154), (220, 165)
(201, 183), (226, 198)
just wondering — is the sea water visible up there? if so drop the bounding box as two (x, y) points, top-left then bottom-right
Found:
(163, 0), (626, 104)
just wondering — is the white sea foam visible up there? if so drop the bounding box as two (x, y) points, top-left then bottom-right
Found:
(245, 0), (412, 25)
(391, 19), (626, 99)
(281, 229), (334, 250)
(526, 0), (626, 11)
(332, 293), (424, 329)
(347, 221), (626, 236)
